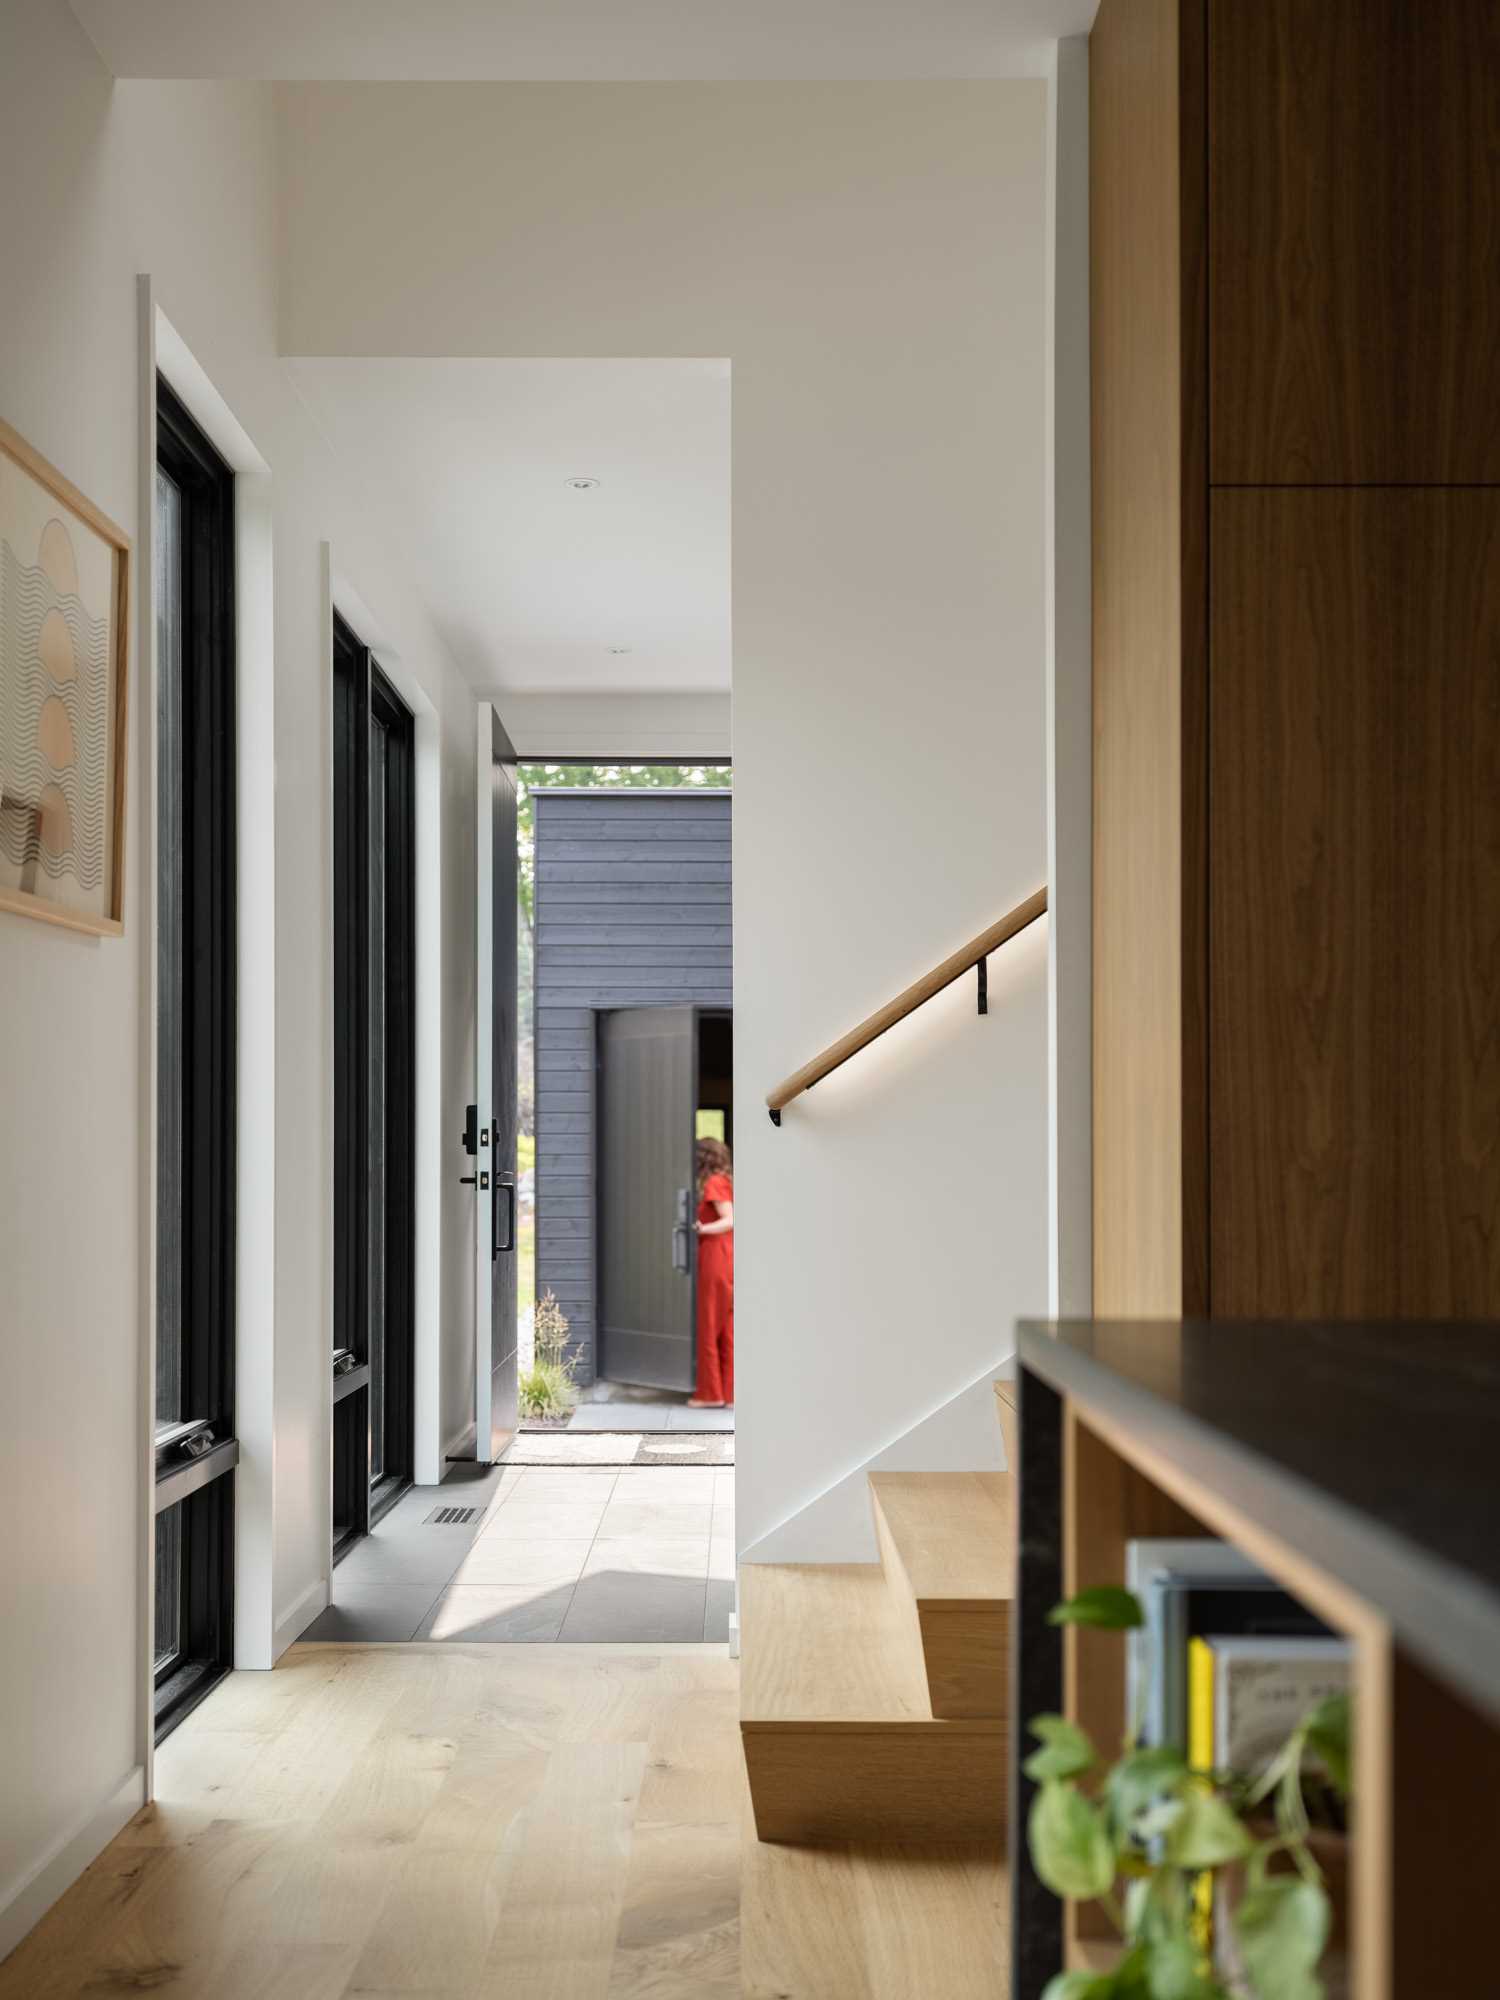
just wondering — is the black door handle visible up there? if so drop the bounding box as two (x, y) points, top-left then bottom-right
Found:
(493, 1177), (516, 1258)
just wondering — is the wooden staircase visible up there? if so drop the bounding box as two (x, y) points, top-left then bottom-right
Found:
(740, 1455), (1014, 1846)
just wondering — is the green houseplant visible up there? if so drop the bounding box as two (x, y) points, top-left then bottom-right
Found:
(1028, 1587), (1351, 2000)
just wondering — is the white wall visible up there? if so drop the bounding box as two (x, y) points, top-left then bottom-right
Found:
(278, 80), (1051, 1559)
(0, 1), (479, 1941)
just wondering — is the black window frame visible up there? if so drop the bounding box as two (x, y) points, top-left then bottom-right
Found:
(333, 615), (416, 1556)
(153, 376), (237, 1741)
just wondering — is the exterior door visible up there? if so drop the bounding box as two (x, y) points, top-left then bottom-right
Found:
(598, 1006), (698, 1391)
(474, 702), (519, 1462)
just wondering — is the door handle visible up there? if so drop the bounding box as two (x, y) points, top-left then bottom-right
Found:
(672, 1187), (692, 1275)
(493, 1177), (516, 1259)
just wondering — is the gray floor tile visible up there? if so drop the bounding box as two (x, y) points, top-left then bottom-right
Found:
(505, 1468), (621, 1501)
(418, 1583), (573, 1643)
(479, 1498), (609, 1541)
(708, 1537), (737, 1582)
(610, 1466), (717, 1503)
(445, 1537), (593, 1589)
(333, 1529), (471, 1587)
(583, 1535), (711, 1581)
(558, 1572), (709, 1643)
(666, 1406), (736, 1432)
(567, 1404), (671, 1431)
(704, 1579), (736, 1643)
(598, 1500), (713, 1538)
(302, 1585), (441, 1643)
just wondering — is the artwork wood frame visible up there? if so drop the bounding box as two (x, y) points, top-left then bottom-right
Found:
(0, 416), (130, 937)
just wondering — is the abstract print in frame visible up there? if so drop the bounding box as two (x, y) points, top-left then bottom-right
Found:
(0, 418), (129, 935)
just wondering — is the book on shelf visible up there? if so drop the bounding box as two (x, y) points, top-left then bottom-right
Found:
(1126, 1538), (1336, 1754)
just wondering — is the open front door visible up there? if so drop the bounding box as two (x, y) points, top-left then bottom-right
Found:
(474, 703), (519, 1462)
(598, 1006), (698, 1391)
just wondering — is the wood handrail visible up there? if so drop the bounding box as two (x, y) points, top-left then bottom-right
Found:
(766, 885), (1048, 1123)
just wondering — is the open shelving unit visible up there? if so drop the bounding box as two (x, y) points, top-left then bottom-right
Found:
(1011, 1319), (1500, 2000)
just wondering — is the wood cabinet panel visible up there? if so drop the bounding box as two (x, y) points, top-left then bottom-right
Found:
(1209, 0), (1500, 485)
(1091, 0), (1210, 1316)
(1209, 490), (1500, 1314)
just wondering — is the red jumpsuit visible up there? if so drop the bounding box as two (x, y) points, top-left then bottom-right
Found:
(695, 1172), (734, 1404)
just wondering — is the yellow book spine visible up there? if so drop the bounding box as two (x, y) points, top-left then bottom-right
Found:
(1188, 1635), (1215, 1775)
(1187, 1637), (1216, 1944)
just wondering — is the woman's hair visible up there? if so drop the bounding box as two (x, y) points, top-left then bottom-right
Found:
(696, 1136), (732, 1191)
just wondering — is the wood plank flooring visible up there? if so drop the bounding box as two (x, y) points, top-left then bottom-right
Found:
(0, 1644), (740, 2000)
(0, 1641), (1009, 1999)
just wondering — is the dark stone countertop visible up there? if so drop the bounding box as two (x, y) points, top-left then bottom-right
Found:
(1017, 1318), (1500, 1725)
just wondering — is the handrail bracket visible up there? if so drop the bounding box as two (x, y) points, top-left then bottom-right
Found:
(977, 956), (988, 1016)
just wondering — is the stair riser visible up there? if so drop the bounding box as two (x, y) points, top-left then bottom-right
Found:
(872, 1496), (1011, 1720)
(918, 1606), (1010, 1720)
(743, 1727), (1007, 1845)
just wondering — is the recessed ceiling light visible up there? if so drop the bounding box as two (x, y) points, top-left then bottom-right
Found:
(565, 476), (600, 490)
(607, 646), (632, 655)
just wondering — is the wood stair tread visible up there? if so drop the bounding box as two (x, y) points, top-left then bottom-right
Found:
(739, 1563), (999, 1733)
(868, 1470), (1015, 1609)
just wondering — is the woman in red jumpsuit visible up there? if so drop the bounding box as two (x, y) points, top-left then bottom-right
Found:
(689, 1137), (734, 1408)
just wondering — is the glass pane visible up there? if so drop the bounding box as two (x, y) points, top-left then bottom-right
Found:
(368, 720), (387, 1482)
(154, 467), (184, 1429)
(154, 1506), (182, 1672)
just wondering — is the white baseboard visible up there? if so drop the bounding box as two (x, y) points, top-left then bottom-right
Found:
(272, 1575), (329, 1660)
(0, 1765), (145, 1963)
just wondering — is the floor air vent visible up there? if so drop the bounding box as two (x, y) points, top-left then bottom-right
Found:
(424, 1505), (481, 1526)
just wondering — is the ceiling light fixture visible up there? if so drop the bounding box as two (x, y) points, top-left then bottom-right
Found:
(565, 476), (600, 490)
(607, 646), (632, 655)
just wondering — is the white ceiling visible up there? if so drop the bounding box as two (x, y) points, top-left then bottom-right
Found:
(291, 358), (731, 695)
(71, 0), (1098, 81)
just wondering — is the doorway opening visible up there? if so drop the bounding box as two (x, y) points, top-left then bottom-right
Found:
(331, 613), (417, 1560)
(518, 764), (733, 1439)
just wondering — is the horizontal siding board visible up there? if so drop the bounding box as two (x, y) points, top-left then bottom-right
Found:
(538, 863), (731, 885)
(538, 924), (733, 947)
(543, 838), (732, 864)
(539, 966), (727, 992)
(534, 798), (730, 824)
(538, 883), (731, 907)
(540, 945), (733, 968)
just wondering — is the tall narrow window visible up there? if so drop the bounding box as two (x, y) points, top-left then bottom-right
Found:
(154, 379), (236, 1738)
(333, 617), (415, 1552)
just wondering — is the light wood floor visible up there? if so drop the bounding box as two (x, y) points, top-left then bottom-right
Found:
(0, 1642), (1008, 2000)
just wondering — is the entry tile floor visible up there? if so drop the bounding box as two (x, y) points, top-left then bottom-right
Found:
(303, 1463), (736, 1646)
(565, 1399), (736, 1432)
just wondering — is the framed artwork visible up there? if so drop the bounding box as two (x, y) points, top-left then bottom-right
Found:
(0, 417), (130, 936)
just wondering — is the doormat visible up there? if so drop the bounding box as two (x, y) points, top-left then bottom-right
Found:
(499, 1431), (734, 1469)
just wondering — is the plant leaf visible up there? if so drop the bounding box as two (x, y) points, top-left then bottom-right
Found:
(1026, 1714), (1098, 1783)
(1028, 1780), (1118, 1902)
(1143, 1937), (1217, 2000)
(1234, 1877), (1330, 2000)
(1041, 1975), (1118, 2000)
(1049, 1587), (1146, 1631)
(1108, 1745), (1189, 1831)
(1163, 1791), (1252, 1869)
(1301, 1693), (1352, 1798)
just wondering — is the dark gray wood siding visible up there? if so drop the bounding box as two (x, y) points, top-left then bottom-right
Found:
(533, 790), (732, 1383)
